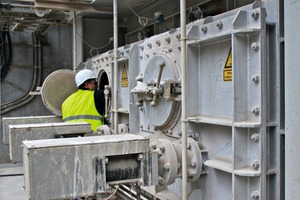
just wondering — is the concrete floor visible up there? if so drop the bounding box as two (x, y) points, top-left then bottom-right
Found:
(0, 163), (27, 200)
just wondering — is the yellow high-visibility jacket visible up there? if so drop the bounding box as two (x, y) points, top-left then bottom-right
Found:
(62, 89), (104, 131)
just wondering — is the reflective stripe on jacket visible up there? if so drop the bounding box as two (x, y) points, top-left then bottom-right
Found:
(62, 89), (104, 131)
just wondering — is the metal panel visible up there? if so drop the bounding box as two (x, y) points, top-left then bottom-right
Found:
(9, 122), (91, 163)
(285, 0), (300, 200)
(184, 5), (281, 200)
(2, 115), (62, 144)
(22, 134), (152, 200)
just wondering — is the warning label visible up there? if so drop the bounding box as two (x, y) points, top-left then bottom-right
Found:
(223, 49), (232, 82)
(121, 65), (128, 87)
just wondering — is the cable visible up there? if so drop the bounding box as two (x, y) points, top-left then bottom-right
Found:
(97, 185), (119, 200)
(75, 30), (112, 56)
(0, 28), (12, 80)
(125, 1), (154, 27)
(1, 32), (42, 114)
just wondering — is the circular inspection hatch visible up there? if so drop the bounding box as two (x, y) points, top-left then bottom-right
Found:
(143, 53), (180, 128)
(41, 69), (77, 116)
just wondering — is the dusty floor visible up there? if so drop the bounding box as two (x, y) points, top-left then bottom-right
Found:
(0, 164), (27, 200)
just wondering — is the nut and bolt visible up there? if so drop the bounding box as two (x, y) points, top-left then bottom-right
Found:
(251, 133), (260, 142)
(251, 10), (259, 19)
(164, 163), (171, 171)
(251, 191), (260, 199)
(158, 177), (166, 186)
(252, 75), (260, 83)
(216, 21), (223, 29)
(251, 160), (260, 169)
(251, 42), (259, 51)
(191, 161), (197, 168)
(151, 143), (157, 149)
(158, 151), (163, 158)
(252, 107), (260, 115)
(138, 154), (144, 161)
(201, 26), (208, 33)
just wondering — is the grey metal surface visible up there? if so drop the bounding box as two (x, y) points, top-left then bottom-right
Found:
(9, 122), (92, 163)
(185, 6), (279, 200)
(2, 115), (62, 145)
(285, 0), (300, 200)
(23, 134), (150, 200)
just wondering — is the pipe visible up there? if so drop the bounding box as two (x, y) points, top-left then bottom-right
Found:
(72, 11), (77, 71)
(180, 0), (188, 199)
(1, 33), (42, 114)
(113, 0), (119, 134)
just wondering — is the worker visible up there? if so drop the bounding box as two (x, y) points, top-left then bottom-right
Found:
(62, 69), (105, 131)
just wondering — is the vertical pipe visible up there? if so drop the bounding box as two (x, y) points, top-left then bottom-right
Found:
(113, 0), (119, 134)
(180, 0), (188, 199)
(37, 33), (42, 86)
(285, 0), (300, 199)
(72, 11), (77, 71)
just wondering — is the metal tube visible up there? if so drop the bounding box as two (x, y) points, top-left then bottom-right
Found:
(72, 11), (77, 71)
(180, 0), (187, 199)
(113, 0), (119, 134)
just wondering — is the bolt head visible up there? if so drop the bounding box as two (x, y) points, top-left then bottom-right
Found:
(164, 163), (171, 170)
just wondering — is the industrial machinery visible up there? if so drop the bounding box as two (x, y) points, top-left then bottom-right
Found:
(1, 0), (282, 200)
(77, 1), (281, 199)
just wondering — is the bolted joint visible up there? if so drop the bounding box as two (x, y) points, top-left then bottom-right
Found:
(216, 21), (223, 29)
(251, 42), (259, 51)
(251, 160), (260, 169)
(251, 191), (260, 199)
(164, 163), (171, 171)
(252, 107), (260, 115)
(251, 133), (260, 142)
(251, 10), (259, 20)
(191, 161), (197, 168)
(138, 154), (144, 161)
(151, 142), (157, 149)
(158, 177), (166, 186)
(252, 75), (260, 83)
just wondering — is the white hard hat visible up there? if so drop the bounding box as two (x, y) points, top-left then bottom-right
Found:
(75, 69), (96, 87)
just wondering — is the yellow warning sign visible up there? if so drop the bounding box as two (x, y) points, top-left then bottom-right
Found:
(223, 48), (232, 81)
(121, 65), (128, 87)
